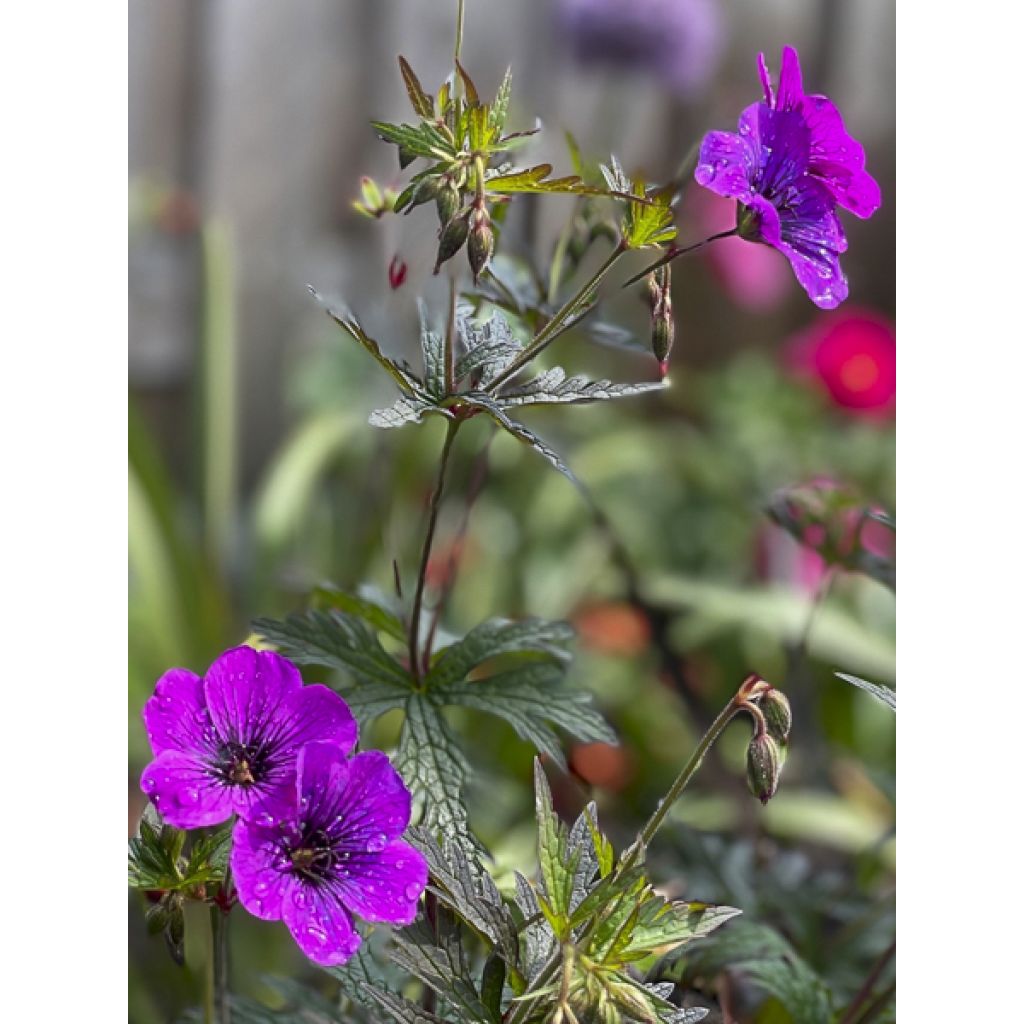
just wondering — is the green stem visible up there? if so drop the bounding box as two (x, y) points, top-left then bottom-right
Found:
(206, 904), (230, 1024)
(408, 419), (462, 683)
(453, 0), (466, 74)
(839, 940), (895, 1024)
(486, 244), (625, 392)
(620, 229), (737, 289)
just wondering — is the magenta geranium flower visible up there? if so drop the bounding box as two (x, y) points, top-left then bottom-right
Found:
(140, 646), (357, 829)
(231, 742), (428, 966)
(694, 46), (881, 308)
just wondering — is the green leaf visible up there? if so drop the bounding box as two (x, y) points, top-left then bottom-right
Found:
(455, 310), (524, 386)
(418, 299), (447, 397)
(371, 120), (456, 162)
(436, 662), (615, 770)
(533, 762), (574, 932)
(362, 988), (448, 1024)
(457, 392), (580, 485)
(427, 616), (574, 688)
(253, 610), (412, 690)
(308, 287), (425, 396)
(408, 827), (520, 965)
(398, 56), (434, 119)
(490, 67), (513, 133)
(836, 672), (896, 712)
(310, 584), (407, 643)
(486, 164), (591, 196)
(498, 367), (666, 407)
(396, 693), (477, 852)
(513, 871), (558, 981)
(329, 932), (405, 1018)
(369, 395), (451, 429)
(454, 60), (481, 107)
(622, 898), (741, 961)
(128, 811), (184, 890)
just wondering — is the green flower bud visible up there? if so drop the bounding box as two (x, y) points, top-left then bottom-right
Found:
(405, 175), (441, 214)
(746, 732), (785, 805)
(434, 213), (470, 274)
(398, 144), (417, 170)
(436, 180), (461, 228)
(608, 980), (657, 1023)
(760, 687), (792, 743)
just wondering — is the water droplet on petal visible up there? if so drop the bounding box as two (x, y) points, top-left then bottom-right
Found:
(367, 832), (388, 853)
(404, 883), (422, 900)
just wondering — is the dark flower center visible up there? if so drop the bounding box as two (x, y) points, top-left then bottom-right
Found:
(288, 829), (345, 883)
(217, 742), (270, 787)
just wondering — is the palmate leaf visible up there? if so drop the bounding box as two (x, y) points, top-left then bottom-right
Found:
(329, 931), (406, 1021)
(437, 662), (615, 770)
(623, 898), (742, 961)
(600, 156), (677, 249)
(836, 672), (896, 712)
(485, 163), (593, 196)
(369, 395), (451, 429)
(362, 989), (448, 1024)
(371, 119), (457, 162)
(310, 583), (406, 642)
(533, 762), (576, 930)
(418, 298), (447, 397)
(455, 309), (524, 386)
(499, 366), (666, 407)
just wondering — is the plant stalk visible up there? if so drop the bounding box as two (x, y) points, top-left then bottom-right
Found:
(486, 244), (625, 392)
(839, 940), (895, 1024)
(620, 229), (738, 289)
(408, 419), (462, 683)
(206, 903), (230, 1024)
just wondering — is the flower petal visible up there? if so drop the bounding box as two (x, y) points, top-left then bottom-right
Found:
(775, 46), (805, 110)
(800, 95), (881, 218)
(139, 750), (233, 828)
(313, 750), (414, 851)
(282, 883), (361, 966)
(757, 52), (773, 105)
(142, 668), (213, 758)
(335, 840), (428, 926)
(277, 684), (358, 760)
(231, 816), (297, 921)
(694, 129), (755, 201)
(204, 647), (302, 747)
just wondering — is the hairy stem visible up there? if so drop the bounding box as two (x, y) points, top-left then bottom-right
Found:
(839, 940), (896, 1024)
(206, 903), (230, 1024)
(408, 419), (462, 683)
(485, 244), (626, 392)
(453, 0), (466, 75)
(621, 229), (738, 289)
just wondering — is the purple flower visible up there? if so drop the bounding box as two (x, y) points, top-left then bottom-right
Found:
(694, 46), (881, 308)
(231, 742), (428, 966)
(558, 0), (724, 97)
(140, 647), (357, 829)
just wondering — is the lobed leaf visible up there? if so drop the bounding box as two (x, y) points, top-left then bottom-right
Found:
(836, 672), (896, 712)
(398, 56), (435, 119)
(369, 395), (450, 430)
(498, 367), (666, 407)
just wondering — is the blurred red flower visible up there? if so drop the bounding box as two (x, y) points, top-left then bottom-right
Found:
(787, 308), (896, 416)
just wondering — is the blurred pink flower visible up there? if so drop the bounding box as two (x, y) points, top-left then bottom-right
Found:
(786, 308), (896, 416)
(693, 190), (792, 310)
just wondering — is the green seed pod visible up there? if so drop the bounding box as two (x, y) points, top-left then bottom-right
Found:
(760, 687), (792, 743)
(746, 732), (785, 805)
(434, 213), (470, 273)
(436, 179), (461, 228)
(467, 206), (494, 282)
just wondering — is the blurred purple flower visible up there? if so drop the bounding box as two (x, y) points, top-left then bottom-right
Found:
(232, 742), (427, 966)
(140, 647), (357, 829)
(558, 0), (724, 97)
(695, 47), (881, 308)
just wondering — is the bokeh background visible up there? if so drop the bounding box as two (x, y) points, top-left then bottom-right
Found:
(128, 0), (895, 1020)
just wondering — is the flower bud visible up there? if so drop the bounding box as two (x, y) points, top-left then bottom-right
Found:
(649, 265), (674, 376)
(467, 204), (495, 282)
(759, 687), (792, 744)
(434, 213), (470, 274)
(608, 980), (658, 1022)
(746, 732), (785, 805)
(397, 144), (417, 170)
(404, 175), (441, 214)
(436, 179), (461, 228)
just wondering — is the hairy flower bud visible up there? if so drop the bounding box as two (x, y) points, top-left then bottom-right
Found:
(649, 265), (674, 376)
(404, 175), (441, 214)
(759, 687), (792, 743)
(434, 213), (470, 274)
(746, 732), (785, 805)
(467, 204), (495, 282)
(436, 179), (461, 228)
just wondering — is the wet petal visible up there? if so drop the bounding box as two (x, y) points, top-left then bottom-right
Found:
(204, 647), (302, 747)
(276, 684), (358, 760)
(694, 129), (755, 201)
(757, 52), (773, 105)
(139, 750), (233, 828)
(283, 883), (361, 966)
(316, 750), (414, 851)
(336, 840), (428, 926)
(231, 816), (296, 921)
(775, 46), (805, 110)
(142, 668), (213, 758)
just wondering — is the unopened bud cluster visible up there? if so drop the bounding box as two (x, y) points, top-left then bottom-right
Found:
(738, 674), (791, 805)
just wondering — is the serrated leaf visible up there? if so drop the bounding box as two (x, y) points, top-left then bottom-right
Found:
(622, 898), (741, 961)
(490, 67), (513, 133)
(398, 56), (434, 119)
(329, 933), (405, 1018)
(369, 395), (451, 429)
(486, 164), (590, 196)
(371, 120), (456, 162)
(436, 662), (615, 770)
(408, 827), (520, 964)
(417, 299), (447, 397)
(498, 368), (666, 407)
(623, 183), (677, 249)
(390, 913), (492, 1024)
(308, 288), (424, 396)
(455, 310), (524, 386)
(253, 610), (412, 690)
(362, 988), (449, 1024)
(534, 762), (574, 932)
(129, 808), (187, 890)
(836, 672), (896, 712)
(427, 616), (573, 688)
(457, 392), (580, 485)
(454, 59), (480, 106)
(514, 871), (558, 981)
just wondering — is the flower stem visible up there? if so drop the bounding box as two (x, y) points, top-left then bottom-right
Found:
(408, 419), (462, 683)
(838, 940), (895, 1024)
(453, 0), (466, 74)
(486, 244), (626, 392)
(620, 229), (738, 289)
(206, 903), (230, 1024)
